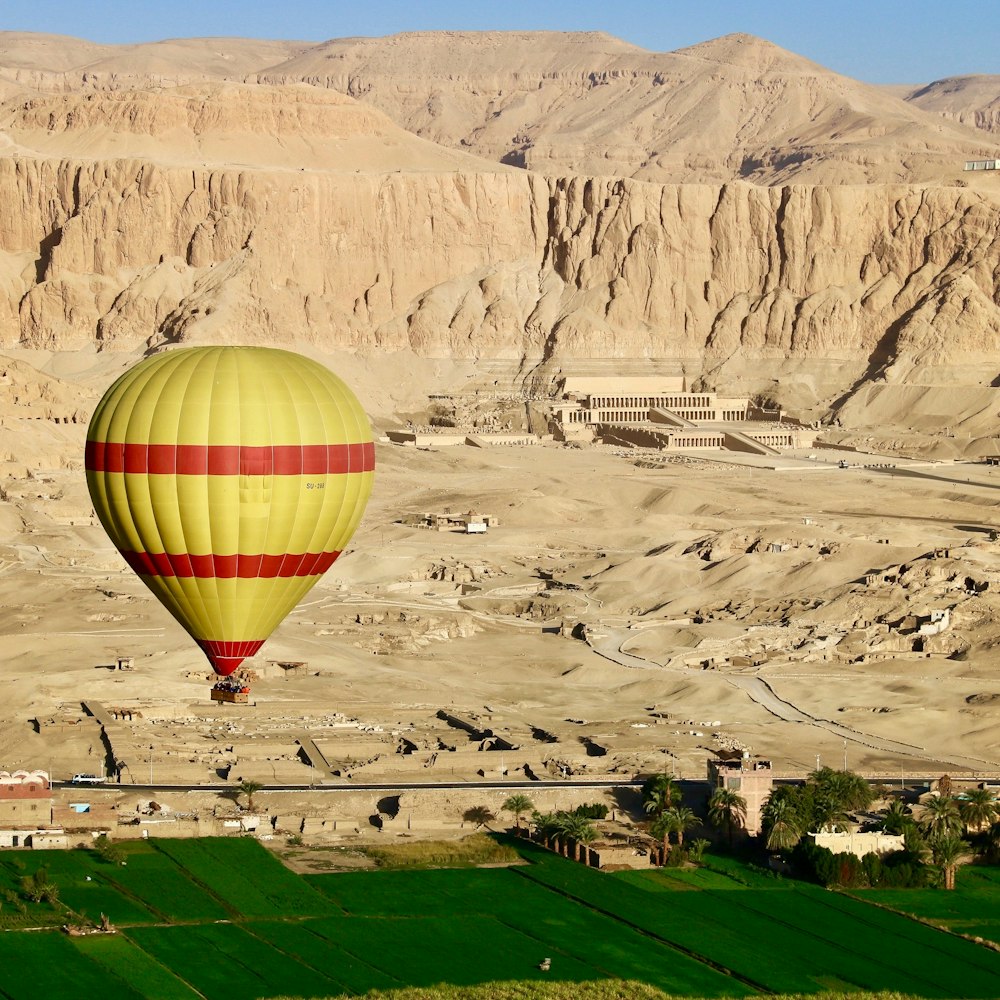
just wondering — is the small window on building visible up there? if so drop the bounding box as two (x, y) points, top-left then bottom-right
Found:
(726, 777), (742, 790)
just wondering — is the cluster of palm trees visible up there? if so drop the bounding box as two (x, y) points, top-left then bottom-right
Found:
(486, 771), (997, 892)
(501, 794), (603, 864)
(644, 772), (743, 861)
(761, 767), (876, 853)
(909, 787), (1000, 889)
(643, 773), (700, 860)
(498, 776), (747, 868)
(530, 810), (601, 863)
(760, 770), (1000, 890)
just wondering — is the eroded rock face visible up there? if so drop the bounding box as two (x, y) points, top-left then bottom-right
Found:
(0, 157), (547, 354)
(2, 157), (998, 401)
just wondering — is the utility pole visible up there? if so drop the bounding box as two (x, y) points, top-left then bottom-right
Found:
(843, 739), (848, 771)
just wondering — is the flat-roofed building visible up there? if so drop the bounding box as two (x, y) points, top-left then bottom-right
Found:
(707, 756), (773, 836)
(0, 770), (52, 827)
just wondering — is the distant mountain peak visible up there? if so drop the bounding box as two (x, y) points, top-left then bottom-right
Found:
(676, 32), (826, 74)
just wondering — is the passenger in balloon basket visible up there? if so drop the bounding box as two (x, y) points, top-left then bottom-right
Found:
(212, 677), (251, 695)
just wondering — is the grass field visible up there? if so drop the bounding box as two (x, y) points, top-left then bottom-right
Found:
(851, 864), (1000, 945)
(0, 928), (146, 999)
(307, 868), (748, 996)
(154, 837), (338, 918)
(71, 935), (205, 1000)
(511, 843), (1000, 997)
(0, 838), (998, 999)
(101, 842), (234, 922)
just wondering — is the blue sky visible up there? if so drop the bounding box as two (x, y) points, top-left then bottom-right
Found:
(3, 0), (997, 84)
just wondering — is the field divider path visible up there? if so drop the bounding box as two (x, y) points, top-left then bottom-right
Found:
(692, 884), (962, 998)
(804, 888), (1000, 976)
(239, 920), (383, 997)
(507, 864), (771, 994)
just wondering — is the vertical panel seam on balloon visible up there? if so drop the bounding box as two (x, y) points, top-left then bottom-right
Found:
(201, 347), (227, 650)
(174, 349), (213, 645)
(256, 350), (287, 653)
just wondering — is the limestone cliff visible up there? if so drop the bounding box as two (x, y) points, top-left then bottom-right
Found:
(1, 153), (998, 413)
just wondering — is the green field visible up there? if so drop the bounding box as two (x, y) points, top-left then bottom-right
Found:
(0, 838), (999, 999)
(154, 837), (338, 918)
(852, 864), (1000, 945)
(71, 935), (204, 1000)
(99, 842), (234, 922)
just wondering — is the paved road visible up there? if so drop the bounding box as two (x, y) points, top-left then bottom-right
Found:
(55, 778), (645, 793)
(725, 675), (1000, 771)
(587, 626), (1000, 771)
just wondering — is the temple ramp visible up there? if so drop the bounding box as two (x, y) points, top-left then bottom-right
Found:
(724, 430), (781, 456)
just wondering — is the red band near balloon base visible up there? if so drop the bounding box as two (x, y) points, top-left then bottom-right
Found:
(197, 639), (266, 676)
(120, 549), (342, 579)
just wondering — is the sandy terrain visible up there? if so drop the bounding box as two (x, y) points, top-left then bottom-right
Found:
(0, 31), (997, 838)
(4, 345), (1000, 799)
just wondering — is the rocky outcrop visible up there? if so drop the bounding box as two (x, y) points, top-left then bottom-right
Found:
(3, 31), (995, 185)
(2, 155), (999, 410)
(0, 157), (547, 353)
(902, 75), (1000, 137)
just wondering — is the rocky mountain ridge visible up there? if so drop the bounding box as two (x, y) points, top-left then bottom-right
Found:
(0, 31), (997, 427)
(1, 150), (997, 421)
(1, 31), (997, 185)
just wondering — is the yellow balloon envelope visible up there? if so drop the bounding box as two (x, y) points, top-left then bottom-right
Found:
(86, 347), (375, 676)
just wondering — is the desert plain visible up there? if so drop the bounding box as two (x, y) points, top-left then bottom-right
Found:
(0, 29), (999, 833)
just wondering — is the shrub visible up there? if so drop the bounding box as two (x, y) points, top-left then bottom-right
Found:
(572, 803), (609, 820)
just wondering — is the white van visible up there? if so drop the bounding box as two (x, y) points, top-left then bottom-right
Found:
(71, 773), (105, 784)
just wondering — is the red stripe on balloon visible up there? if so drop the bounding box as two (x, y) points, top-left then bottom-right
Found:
(85, 440), (375, 476)
(197, 639), (266, 676)
(120, 550), (342, 579)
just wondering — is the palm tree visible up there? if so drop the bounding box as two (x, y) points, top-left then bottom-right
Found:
(663, 806), (699, 848)
(566, 816), (599, 864)
(688, 839), (710, 864)
(502, 794), (535, 832)
(531, 811), (557, 848)
(642, 772), (679, 819)
(959, 788), (998, 835)
(238, 779), (263, 812)
(922, 795), (962, 839)
(762, 794), (801, 852)
(929, 833), (968, 890)
(881, 797), (912, 835)
(554, 813), (579, 857)
(649, 814), (672, 865)
(708, 787), (747, 847)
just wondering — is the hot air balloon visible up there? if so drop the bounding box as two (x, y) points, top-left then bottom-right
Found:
(85, 346), (375, 682)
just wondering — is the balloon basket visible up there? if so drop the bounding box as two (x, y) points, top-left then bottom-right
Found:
(210, 688), (250, 704)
